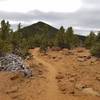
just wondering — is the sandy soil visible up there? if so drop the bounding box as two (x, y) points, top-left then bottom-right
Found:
(0, 48), (100, 100)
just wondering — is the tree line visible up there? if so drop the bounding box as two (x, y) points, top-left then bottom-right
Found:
(0, 20), (100, 58)
(85, 31), (100, 57)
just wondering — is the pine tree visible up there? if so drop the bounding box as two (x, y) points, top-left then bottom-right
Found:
(0, 20), (13, 55)
(17, 23), (22, 31)
(96, 32), (100, 42)
(90, 32), (100, 57)
(0, 20), (11, 40)
(91, 43), (100, 57)
(64, 27), (77, 49)
(85, 31), (96, 49)
(40, 33), (48, 53)
(54, 26), (65, 48)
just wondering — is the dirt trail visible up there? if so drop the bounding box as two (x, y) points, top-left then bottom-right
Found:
(29, 48), (100, 100)
(0, 48), (100, 100)
(31, 49), (65, 100)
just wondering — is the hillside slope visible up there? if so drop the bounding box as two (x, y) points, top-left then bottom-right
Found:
(19, 21), (58, 38)
(19, 21), (86, 41)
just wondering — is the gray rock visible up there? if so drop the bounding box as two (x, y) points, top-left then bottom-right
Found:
(0, 54), (32, 77)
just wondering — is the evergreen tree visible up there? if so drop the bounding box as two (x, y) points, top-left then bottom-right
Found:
(10, 23), (27, 57)
(64, 27), (77, 49)
(96, 32), (100, 42)
(17, 23), (22, 31)
(91, 43), (100, 57)
(0, 20), (13, 55)
(54, 26), (65, 48)
(0, 20), (11, 40)
(85, 31), (96, 49)
(40, 33), (48, 53)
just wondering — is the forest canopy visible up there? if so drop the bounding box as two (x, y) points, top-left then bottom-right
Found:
(0, 20), (100, 58)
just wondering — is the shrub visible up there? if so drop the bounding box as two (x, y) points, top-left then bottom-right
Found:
(85, 31), (96, 49)
(91, 43), (100, 57)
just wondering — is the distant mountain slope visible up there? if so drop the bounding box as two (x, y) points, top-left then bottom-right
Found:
(76, 34), (86, 42)
(19, 21), (86, 41)
(19, 21), (58, 38)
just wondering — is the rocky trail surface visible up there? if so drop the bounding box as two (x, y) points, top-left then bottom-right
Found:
(31, 48), (66, 100)
(0, 48), (100, 100)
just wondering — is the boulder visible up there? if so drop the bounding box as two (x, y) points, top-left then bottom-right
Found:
(0, 54), (32, 77)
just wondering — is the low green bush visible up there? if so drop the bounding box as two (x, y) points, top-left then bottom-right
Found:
(91, 43), (100, 57)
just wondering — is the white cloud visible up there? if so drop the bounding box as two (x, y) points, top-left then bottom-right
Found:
(0, 0), (82, 13)
(0, 0), (100, 35)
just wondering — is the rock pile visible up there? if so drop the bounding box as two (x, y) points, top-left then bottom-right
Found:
(0, 54), (32, 77)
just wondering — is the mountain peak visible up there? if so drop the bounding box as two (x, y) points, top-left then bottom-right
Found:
(36, 21), (46, 24)
(33, 21), (51, 27)
(19, 21), (58, 38)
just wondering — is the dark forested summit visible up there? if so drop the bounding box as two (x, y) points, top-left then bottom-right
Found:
(19, 21), (58, 38)
(19, 21), (86, 41)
